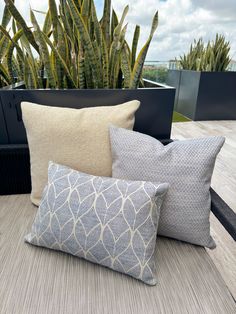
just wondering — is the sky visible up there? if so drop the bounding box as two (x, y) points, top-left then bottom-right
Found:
(0, 0), (235, 61)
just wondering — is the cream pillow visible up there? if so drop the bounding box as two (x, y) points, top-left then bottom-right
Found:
(21, 101), (140, 205)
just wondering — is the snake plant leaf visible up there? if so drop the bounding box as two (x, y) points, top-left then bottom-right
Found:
(4, 0), (39, 53)
(109, 6), (129, 87)
(49, 0), (58, 44)
(91, 0), (108, 87)
(43, 10), (52, 35)
(121, 42), (131, 88)
(90, 0), (104, 79)
(0, 25), (24, 80)
(30, 9), (56, 87)
(50, 51), (61, 88)
(109, 6), (128, 53)
(131, 25), (140, 69)
(91, 0), (102, 46)
(57, 19), (69, 64)
(101, 34), (109, 88)
(0, 1), (13, 40)
(26, 54), (42, 88)
(1, 0), (157, 89)
(0, 32), (10, 61)
(101, 0), (111, 48)
(70, 50), (79, 87)
(0, 24), (13, 41)
(78, 44), (85, 88)
(6, 28), (24, 83)
(113, 5), (129, 40)
(41, 31), (77, 88)
(12, 18), (17, 35)
(0, 25), (24, 59)
(24, 55), (32, 88)
(84, 50), (93, 88)
(130, 11), (158, 89)
(179, 34), (231, 72)
(16, 51), (24, 80)
(110, 9), (118, 43)
(81, 0), (92, 24)
(0, 62), (11, 85)
(61, 1), (74, 39)
(110, 23), (127, 88)
(67, 0), (101, 88)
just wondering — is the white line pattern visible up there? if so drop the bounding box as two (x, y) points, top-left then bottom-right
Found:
(25, 162), (169, 285)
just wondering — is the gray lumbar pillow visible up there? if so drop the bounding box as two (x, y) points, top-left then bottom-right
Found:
(109, 125), (225, 249)
(25, 162), (169, 285)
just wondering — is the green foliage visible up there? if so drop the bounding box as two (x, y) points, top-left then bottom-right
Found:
(179, 34), (231, 72)
(0, 0), (159, 89)
(142, 66), (168, 83)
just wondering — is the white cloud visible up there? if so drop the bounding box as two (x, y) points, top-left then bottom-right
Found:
(0, 0), (235, 60)
(112, 0), (236, 60)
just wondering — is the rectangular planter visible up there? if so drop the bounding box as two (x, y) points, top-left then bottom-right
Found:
(0, 80), (175, 145)
(167, 70), (236, 120)
(166, 70), (181, 110)
(0, 82), (26, 144)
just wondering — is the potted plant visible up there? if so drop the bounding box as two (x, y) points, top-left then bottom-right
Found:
(167, 35), (236, 120)
(0, 0), (175, 146)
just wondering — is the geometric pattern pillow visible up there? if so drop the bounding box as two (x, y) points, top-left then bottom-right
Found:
(25, 162), (169, 285)
(109, 125), (225, 249)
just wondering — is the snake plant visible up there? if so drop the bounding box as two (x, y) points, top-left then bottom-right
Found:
(0, 0), (159, 89)
(179, 34), (231, 72)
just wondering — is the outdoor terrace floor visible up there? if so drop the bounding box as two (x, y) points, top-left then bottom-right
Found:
(171, 120), (236, 300)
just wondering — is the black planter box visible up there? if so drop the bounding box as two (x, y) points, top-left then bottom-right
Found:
(0, 80), (175, 145)
(0, 81), (175, 195)
(167, 70), (236, 120)
(166, 70), (181, 110)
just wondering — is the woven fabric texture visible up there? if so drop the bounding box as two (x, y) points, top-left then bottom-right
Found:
(25, 162), (169, 285)
(109, 126), (225, 248)
(21, 100), (140, 206)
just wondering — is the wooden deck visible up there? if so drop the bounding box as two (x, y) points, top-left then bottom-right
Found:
(171, 120), (236, 300)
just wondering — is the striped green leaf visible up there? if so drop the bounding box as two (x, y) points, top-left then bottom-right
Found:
(41, 31), (77, 88)
(43, 10), (51, 35)
(130, 11), (158, 88)
(6, 29), (24, 83)
(121, 42), (131, 88)
(131, 25), (140, 69)
(101, 0), (111, 48)
(4, 0), (39, 53)
(0, 1), (13, 40)
(30, 9), (56, 87)
(49, 0), (58, 44)
(67, 0), (101, 88)
(0, 62), (11, 85)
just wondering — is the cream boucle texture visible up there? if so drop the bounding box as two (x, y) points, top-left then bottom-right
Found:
(21, 100), (140, 205)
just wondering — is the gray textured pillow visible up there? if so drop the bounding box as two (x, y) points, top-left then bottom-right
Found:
(109, 126), (225, 249)
(25, 162), (169, 285)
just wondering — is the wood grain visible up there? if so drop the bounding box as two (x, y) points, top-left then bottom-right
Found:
(172, 120), (236, 300)
(0, 194), (235, 314)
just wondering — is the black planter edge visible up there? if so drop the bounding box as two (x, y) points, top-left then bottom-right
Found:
(167, 69), (236, 121)
(0, 81), (26, 90)
(0, 82), (175, 144)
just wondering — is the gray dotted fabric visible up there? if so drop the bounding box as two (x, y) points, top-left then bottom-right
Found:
(25, 162), (169, 285)
(109, 126), (225, 249)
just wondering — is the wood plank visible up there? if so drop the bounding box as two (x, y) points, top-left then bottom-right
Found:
(171, 120), (236, 299)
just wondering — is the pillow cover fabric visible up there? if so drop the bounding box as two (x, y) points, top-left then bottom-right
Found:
(25, 162), (169, 285)
(109, 126), (225, 249)
(21, 100), (140, 206)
